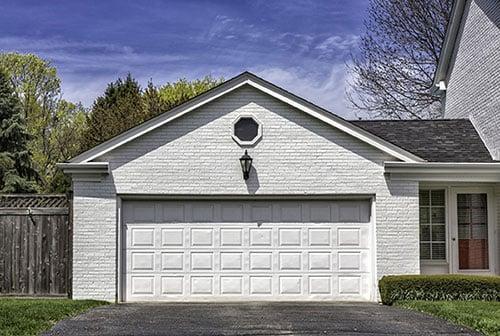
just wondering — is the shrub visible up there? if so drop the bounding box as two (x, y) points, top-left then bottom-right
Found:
(379, 275), (500, 305)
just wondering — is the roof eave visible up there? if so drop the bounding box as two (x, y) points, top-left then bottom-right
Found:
(57, 162), (109, 182)
(431, 0), (468, 95)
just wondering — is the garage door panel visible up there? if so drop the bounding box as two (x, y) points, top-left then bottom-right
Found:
(336, 226), (370, 248)
(250, 204), (272, 222)
(220, 228), (243, 246)
(161, 203), (185, 222)
(123, 200), (372, 301)
(308, 228), (331, 246)
(161, 228), (184, 246)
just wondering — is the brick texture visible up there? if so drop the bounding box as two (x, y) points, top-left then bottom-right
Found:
(443, 0), (500, 160)
(72, 85), (420, 301)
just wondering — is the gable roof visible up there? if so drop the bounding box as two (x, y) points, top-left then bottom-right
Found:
(352, 119), (495, 162)
(432, 0), (467, 93)
(69, 72), (424, 164)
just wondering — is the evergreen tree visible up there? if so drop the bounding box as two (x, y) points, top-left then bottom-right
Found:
(80, 74), (223, 152)
(0, 71), (38, 193)
(81, 73), (146, 151)
(143, 80), (166, 120)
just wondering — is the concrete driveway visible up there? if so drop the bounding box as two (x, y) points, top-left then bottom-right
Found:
(43, 302), (479, 336)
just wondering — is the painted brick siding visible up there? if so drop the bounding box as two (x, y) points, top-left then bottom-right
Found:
(443, 0), (500, 159)
(73, 85), (420, 300)
(72, 179), (117, 300)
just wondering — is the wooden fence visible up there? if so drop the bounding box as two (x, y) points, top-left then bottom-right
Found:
(0, 194), (72, 297)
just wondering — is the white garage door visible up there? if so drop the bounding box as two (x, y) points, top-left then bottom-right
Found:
(122, 200), (373, 302)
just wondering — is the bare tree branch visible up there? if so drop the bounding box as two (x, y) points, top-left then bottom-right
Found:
(347, 0), (452, 119)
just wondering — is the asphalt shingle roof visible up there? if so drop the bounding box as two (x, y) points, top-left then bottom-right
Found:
(351, 119), (495, 162)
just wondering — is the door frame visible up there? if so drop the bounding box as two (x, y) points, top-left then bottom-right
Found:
(449, 187), (497, 274)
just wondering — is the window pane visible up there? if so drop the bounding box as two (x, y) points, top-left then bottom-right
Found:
(419, 207), (429, 224)
(234, 117), (259, 141)
(420, 243), (431, 259)
(457, 194), (470, 208)
(472, 224), (488, 240)
(432, 225), (446, 242)
(471, 208), (487, 224)
(419, 190), (430, 206)
(431, 207), (445, 224)
(431, 190), (445, 206)
(470, 194), (487, 208)
(420, 225), (430, 241)
(457, 208), (470, 224)
(458, 224), (470, 239)
(431, 243), (446, 260)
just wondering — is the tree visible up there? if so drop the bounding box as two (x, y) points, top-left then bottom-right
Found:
(143, 80), (166, 119)
(158, 76), (223, 113)
(44, 100), (87, 192)
(81, 74), (146, 151)
(0, 53), (61, 127)
(0, 52), (86, 192)
(82, 75), (223, 151)
(347, 0), (452, 119)
(0, 71), (38, 193)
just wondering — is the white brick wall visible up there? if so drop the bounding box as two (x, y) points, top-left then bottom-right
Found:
(72, 179), (117, 300)
(73, 85), (419, 301)
(444, 0), (500, 159)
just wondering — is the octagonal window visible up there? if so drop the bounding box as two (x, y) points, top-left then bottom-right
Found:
(233, 117), (261, 144)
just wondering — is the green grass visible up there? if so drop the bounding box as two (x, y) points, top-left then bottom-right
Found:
(0, 298), (108, 336)
(396, 300), (500, 336)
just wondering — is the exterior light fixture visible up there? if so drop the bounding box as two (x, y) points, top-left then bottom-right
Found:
(239, 150), (253, 180)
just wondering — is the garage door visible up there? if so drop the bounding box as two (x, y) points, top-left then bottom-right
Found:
(122, 200), (373, 301)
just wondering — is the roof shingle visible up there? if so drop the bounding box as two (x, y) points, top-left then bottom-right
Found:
(351, 119), (495, 162)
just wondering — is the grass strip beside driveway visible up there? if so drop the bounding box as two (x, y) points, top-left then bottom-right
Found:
(396, 300), (500, 336)
(0, 298), (108, 336)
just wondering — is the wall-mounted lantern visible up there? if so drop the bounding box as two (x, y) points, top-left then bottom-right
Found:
(239, 150), (253, 180)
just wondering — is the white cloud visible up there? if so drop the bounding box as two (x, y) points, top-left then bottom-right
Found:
(252, 64), (357, 119)
(0, 36), (188, 72)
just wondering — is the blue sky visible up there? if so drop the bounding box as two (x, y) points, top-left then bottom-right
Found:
(0, 0), (368, 118)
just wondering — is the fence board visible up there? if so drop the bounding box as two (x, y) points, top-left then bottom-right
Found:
(0, 195), (71, 296)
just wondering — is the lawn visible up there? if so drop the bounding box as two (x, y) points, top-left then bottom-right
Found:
(396, 301), (500, 336)
(0, 298), (108, 336)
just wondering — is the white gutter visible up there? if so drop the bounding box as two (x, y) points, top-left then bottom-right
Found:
(385, 161), (500, 182)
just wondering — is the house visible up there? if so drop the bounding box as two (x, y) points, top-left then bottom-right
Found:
(60, 69), (500, 302)
(433, 0), (500, 159)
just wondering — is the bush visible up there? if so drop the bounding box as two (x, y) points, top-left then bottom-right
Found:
(379, 275), (500, 305)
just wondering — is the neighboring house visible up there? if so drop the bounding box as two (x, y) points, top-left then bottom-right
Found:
(60, 71), (500, 302)
(433, 0), (500, 159)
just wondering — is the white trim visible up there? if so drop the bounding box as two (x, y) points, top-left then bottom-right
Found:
(231, 113), (263, 146)
(116, 196), (123, 303)
(68, 72), (424, 164)
(57, 162), (109, 182)
(385, 162), (500, 182)
(432, 0), (467, 94)
(369, 195), (377, 301)
(449, 187), (497, 275)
